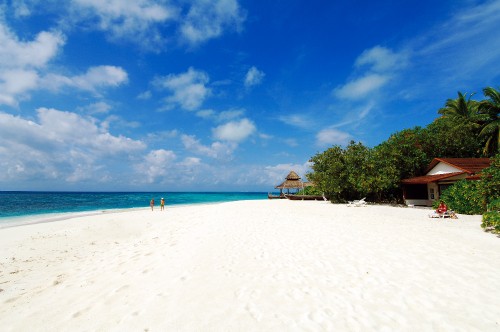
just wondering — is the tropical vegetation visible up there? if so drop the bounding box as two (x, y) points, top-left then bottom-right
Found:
(307, 86), (499, 233)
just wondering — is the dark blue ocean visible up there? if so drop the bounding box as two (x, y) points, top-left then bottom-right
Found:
(0, 192), (267, 227)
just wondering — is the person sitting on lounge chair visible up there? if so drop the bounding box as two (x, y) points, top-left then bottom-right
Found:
(436, 201), (447, 216)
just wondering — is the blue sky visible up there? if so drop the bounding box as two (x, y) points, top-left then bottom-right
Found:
(0, 0), (499, 191)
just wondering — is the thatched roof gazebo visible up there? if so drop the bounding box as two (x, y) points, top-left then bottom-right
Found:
(275, 171), (302, 192)
(269, 170), (320, 200)
(274, 171), (312, 194)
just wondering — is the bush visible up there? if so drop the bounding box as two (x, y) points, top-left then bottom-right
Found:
(439, 179), (484, 214)
(482, 199), (500, 234)
(482, 212), (500, 234)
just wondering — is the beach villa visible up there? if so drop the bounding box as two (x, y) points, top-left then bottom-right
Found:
(401, 158), (491, 206)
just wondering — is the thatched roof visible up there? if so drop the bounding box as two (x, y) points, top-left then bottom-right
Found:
(275, 171), (305, 189)
(285, 171), (301, 180)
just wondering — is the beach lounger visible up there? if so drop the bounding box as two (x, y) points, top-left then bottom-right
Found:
(347, 197), (366, 207)
(428, 210), (458, 219)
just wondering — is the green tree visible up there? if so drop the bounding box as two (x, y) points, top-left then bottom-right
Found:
(370, 147), (402, 201)
(343, 142), (372, 200)
(307, 145), (346, 202)
(373, 127), (429, 180)
(478, 153), (500, 210)
(478, 87), (500, 156)
(438, 91), (480, 124)
(421, 116), (484, 158)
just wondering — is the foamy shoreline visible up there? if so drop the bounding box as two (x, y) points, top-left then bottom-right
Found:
(0, 200), (229, 229)
(1, 200), (499, 331)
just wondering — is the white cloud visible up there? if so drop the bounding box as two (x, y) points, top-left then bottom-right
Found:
(196, 108), (245, 122)
(180, 0), (245, 46)
(12, 1), (31, 18)
(0, 21), (126, 105)
(316, 128), (352, 146)
(179, 157), (201, 167)
(333, 74), (389, 100)
(212, 118), (256, 142)
(284, 138), (298, 147)
(69, 0), (177, 47)
(155, 67), (210, 111)
(135, 149), (177, 183)
(333, 45), (406, 101)
(0, 24), (64, 69)
(0, 69), (39, 100)
(35, 108), (144, 153)
(181, 134), (236, 159)
(413, 0), (500, 85)
(196, 109), (215, 119)
(0, 23), (64, 105)
(43, 65), (128, 93)
(263, 162), (312, 184)
(5, 0), (247, 54)
(355, 46), (407, 72)
(0, 109), (146, 184)
(74, 65), (128, 89)
(78, 101), (113, 114)
(213, 162), (313, 189)
(137, 90), (152, 100)
(278, 114), (315, 129)
(146, 130), (179, 142)
(244, 66), (265, 87)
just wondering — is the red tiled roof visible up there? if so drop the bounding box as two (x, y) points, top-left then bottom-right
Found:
(401, 172), (466, 184)
(426, 158), (491, 174)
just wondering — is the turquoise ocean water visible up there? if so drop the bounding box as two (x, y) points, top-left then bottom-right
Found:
(0, 192), (267, 227)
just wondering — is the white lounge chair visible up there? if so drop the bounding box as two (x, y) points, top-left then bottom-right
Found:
(347, 197), (366, 207)
(428, 210), (458, 219)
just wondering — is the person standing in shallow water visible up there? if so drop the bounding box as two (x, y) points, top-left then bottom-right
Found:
(150, 198), (154, 211)
(160, 197), (165, 211)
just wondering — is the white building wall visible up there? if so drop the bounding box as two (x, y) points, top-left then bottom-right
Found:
(428, 183), (439, 201)
(428, 162), (461, 175)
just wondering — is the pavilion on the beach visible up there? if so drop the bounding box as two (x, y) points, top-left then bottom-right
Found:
(272, 171), (312, 197)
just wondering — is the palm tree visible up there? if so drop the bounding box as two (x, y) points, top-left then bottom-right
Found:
(478, 87), (500, 156)
(438, 91), (480, 124)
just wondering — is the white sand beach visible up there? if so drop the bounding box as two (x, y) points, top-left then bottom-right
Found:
(1, 200), (499, 331)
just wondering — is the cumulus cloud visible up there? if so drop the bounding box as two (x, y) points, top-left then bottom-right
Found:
(244, 66), (265, 87)
(212, 118), (256, 142)
(69, 0), (177, 47)
(0, 24), (64, 69)
(316, 128), (352, 146)
(181, 134), (236, 159)
(0, 109), (145, 183)
(180, 0), (245, 46)
(0, 23), (65, 105)
(179, 156), (201, 167)
(6, 1), (247, 51)
(0, 21), (127, 105)
(155, 67), (210, 111)
(135, 149), (177, 183)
